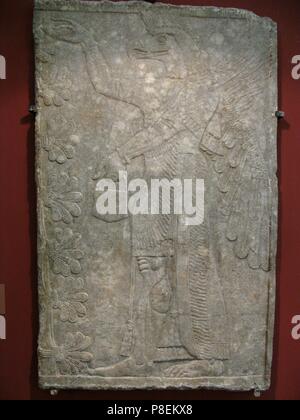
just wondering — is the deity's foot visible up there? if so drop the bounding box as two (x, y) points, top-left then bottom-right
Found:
(164, 360), (224, 378)
(88, 357), (153, 377)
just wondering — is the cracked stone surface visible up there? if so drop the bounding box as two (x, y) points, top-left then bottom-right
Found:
(34, 0), (278, 391)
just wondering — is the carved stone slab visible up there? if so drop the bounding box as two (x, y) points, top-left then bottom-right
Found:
(34, 0), (278, 391)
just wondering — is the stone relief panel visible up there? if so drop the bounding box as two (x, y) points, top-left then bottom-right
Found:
(34, 0), (278, 391)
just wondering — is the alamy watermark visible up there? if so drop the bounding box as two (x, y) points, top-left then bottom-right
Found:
(95, 171), (205, 226)
(291, 315), (300, 340)
(0, 316), (5, 340)
(0, 55), (6, 80)
(292, 55), (300, 80)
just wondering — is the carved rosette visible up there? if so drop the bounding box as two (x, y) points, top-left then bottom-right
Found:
(36, 26), (93, 374)
(42, 115), (80, 164)
(40, 332), (93, 375)
(46, 170), (83, 224)
(52, 276), (88, 323)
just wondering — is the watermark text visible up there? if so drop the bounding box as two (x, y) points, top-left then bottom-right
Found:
(0, 316), (6, 340)
(292, 315), (300, 340)
(292, 55), (300, 80)
(95, 171), (205, 226)
(0, 55), (6, 80)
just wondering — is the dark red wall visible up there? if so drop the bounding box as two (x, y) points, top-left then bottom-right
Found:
(0, 0), (300, 400)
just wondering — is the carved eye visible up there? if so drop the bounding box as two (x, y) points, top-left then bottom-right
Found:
(60, 24), (75, 36)
(157, 35), (168, 45)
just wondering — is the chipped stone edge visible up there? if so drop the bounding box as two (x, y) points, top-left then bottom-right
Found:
(264, 17), (278, 394)
(40, 375), (268, 392)
(34, 0), (277, 29)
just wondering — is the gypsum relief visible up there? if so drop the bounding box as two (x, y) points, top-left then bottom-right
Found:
(35, 0), (278, 391)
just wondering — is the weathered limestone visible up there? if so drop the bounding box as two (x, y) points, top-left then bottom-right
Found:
(34, 0), (278, 391)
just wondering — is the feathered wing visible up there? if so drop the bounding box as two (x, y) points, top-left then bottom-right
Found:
(200, 55), (272, 272)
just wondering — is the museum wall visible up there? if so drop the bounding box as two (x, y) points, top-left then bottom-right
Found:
(0, 0), (300, 400)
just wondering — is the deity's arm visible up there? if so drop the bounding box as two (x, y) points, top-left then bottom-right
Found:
(117, 116), (184, 164)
